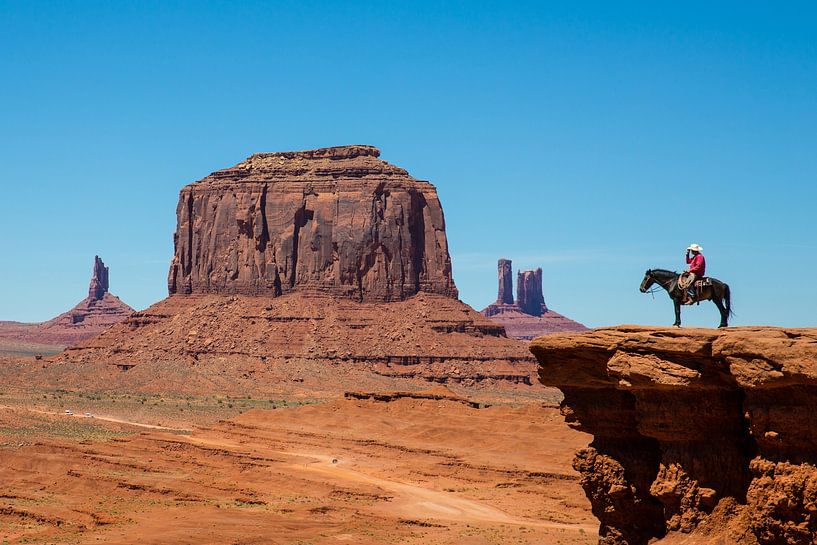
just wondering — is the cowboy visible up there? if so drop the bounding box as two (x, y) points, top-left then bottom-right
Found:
(680, 243), (705, 304)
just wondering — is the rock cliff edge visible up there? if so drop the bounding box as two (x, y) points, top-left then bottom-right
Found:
(531, 326), (817, 545)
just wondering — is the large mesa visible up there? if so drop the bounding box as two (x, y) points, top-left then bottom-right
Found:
(168, 145), (457, 302)
(49, 147), (538, 392)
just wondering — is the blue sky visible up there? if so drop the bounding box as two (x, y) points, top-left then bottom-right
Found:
(1, 1), (815, 328)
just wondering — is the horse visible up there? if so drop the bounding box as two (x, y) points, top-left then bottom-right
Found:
(640, 268), (733, 328)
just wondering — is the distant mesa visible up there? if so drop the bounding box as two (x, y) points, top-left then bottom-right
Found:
(0, 256), (134, 351)
(481, 258), (587, 340)
(48, 146), (540, 392)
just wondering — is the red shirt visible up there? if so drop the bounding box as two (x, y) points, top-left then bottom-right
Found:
(686, 253), (706, 276)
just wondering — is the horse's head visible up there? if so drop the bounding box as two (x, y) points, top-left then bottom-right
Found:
(640, 269), (654, 293)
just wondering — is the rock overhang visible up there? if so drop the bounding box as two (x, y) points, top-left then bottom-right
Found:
(530, 325), (817, 545)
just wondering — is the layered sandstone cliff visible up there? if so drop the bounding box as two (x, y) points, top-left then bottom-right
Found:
(0, 256), (133, 348)
(482, 259), (586, 340)
(168, 145), (457, 302)
(531, 326), (817, 545)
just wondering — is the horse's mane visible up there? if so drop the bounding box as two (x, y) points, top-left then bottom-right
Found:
(651, 268), (678, 275)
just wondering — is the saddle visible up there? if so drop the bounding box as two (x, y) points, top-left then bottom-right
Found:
(678, 274), (711, 304)
(678, 274), (712, 289)
(694, 277), (713, 288)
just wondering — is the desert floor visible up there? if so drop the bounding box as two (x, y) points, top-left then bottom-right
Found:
(0, 384), (597, 545)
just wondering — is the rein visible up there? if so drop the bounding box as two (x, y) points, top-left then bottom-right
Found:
(644, 286), (661, 299)
(646, 271), (678, 299)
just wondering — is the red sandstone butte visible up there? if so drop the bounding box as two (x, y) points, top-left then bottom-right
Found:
(168, 145), (457, 302)
(0, 256), (134, 348)
(51, 146), (539, 390)
(482, 259), (587, 340)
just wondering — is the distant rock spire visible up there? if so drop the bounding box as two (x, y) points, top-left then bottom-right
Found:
(88, 256), (109, 300)
(517, 268), (547, 317)
(497, 259), (514, 305)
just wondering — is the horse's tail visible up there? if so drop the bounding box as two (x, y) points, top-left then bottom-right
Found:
(724, 284), (734, 318)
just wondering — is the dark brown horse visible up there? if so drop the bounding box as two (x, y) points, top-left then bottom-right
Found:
(640, 268), (732, 328)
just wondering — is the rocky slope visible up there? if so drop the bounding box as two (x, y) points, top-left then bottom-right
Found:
(482, 259), (587, 340)
(0, 256), (133, 349)
(168, 145), (457, 302)
(530, 326), (817, 545)
(45, 292), (536, 392)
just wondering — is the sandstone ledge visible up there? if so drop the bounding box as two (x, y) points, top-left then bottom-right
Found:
(530, 326), (817, 545)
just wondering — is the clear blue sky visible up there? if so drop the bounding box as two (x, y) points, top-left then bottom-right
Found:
(1, 1), (815, 328)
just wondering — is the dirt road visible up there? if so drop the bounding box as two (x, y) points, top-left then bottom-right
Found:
(0, 394), (597, 544)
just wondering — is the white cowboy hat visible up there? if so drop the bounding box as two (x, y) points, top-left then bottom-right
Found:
(687, 243), (703, 252)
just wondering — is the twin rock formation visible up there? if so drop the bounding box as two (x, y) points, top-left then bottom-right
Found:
(531, 326), (817, 545)
(482, 258), (586, 340)
(59, 146), (535, 388)
(493, 258), (546, 315)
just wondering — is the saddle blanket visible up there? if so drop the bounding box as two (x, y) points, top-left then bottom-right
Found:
(694, 278), (713, 288)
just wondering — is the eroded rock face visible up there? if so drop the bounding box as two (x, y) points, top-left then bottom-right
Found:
(168, 145), (458, 302)
(517, 268), (546, 316)
(88, 255), (109, 300)
(530, 326), (817, 545)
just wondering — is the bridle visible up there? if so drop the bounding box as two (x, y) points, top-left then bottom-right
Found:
(641, 270), (669, 298)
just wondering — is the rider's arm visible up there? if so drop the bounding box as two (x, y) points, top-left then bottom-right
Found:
(689, 255), (703, 274)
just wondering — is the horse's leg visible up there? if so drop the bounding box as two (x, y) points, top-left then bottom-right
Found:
(673, 298), (681, 327)
(712, 287), (728, 328)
